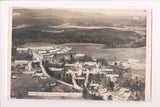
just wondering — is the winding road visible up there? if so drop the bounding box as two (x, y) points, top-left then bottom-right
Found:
(32, 51), (82, 91)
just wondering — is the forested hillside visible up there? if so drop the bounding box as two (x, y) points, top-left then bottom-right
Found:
(12, 8), (146, 48)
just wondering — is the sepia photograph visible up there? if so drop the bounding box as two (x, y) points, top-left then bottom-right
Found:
(8, 7), (151, 101)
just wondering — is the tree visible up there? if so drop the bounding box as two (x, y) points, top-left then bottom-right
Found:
(82, 87), (88, 98)
(108, 95), (112, 100)
(96, 58), (108, 66)
(109, 81), (115, 91)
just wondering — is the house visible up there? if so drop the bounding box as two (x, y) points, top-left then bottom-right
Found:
(49, 49), (57, 53)
(90, 83), (101, 90)
(11, 75), (17, 79)
(25, 66), (29, 71)
(38, 50), (47, 54)
(65, 47), (72, 51)
(66, 70), (73, 74)
(40, 75), (48, 79)
(16, 48), (29, 53)
(49, 67), (63, 72)
(42, 54), (54, 63)
(74, 53), (85, 60)
(84, 62), (97, 66)
(23, 71), (35, 74)
(64, 56), (70, 60)
(90, 83), (99, 87)
(75, 77), (85, 80)
(75, 54), (85, 57)
(14, 60), (28, 64)
(106, 74), (119, 82)
(35, 73), (43, 76)
(65, 63), (75, 67)
(101, 69), (114, 74)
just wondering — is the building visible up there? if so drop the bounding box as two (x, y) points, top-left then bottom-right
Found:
(16, 48), (29, 53)
(65, 47), (72, 51)
(49, 49), (58, 53)
(42, 54), (54, 63)
(106, 74), (119, 82)
(38, 50), (47, 54)
(84, 62), (97, 66)
(90, 83), (99, 87)
(101, 69), (114, 74)
(57, 51), (65, 54)
(90, 83), (101, 91)
(35, 73), (43, 76)
(64, 56), (70, 60)
(14, 60), (28, 64)
(49, 67), (63, 72)
(23, 71), (35, 74)
(75, 54), (85, 57)
(74, 53), (85, 60)
(75, 77), (85, 80)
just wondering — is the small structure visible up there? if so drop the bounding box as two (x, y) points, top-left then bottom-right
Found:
(75, 54), (85, 57)
(90, 83), (99, 87)
(49, 67), (63, 72)
(64, 56), (70, 60)
(50, 82), (56, 87)
(42, 54), (54, 63)
(38, 50), (47, 54)
(40, 75), (48, 79)
(74, 53), (85, 60)
(14, 60), (28, 64)
(49, 49), (57, 53)
(101, 69), (114, 74)
(106, 74), (119, 82)
(75, 77), (85, 80)
(35, 73), (43, 76)
(16, 48), (29, 53)
(84, 62), (97, 66)
(23, 71), (35, 74)
(11, 75), (17, 79)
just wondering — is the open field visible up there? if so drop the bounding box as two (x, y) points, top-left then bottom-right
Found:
(22, 43), (53, 48)
(21, 42), (145, 64)
(11, 73), (80, 99)
(64, 43), (146, 64)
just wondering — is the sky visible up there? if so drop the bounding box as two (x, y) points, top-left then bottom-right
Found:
(64, 8), (147, 17)
(13, 7), (147, 17)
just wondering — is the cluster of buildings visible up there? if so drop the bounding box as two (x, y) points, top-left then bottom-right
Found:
(108, 58), (144, 70)
(31, 45), (72, 62)
(13, 45), (133, 100)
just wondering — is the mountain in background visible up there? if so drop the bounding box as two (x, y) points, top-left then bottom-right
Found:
(12, 8), (146, 48)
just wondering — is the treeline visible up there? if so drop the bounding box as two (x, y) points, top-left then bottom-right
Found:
(12, 28), (146, 48)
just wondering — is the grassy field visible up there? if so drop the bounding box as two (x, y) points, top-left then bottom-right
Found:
(11, 73), (80, 99)
(22, 43), (53, 48)
(21, 42), (146, 64)
(64, 43), (146, 64)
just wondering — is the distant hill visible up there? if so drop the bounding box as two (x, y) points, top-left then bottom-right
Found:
(12, 8), (146, 48)
(13, 8), (146, 27)
(12, 27), (146, 48)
